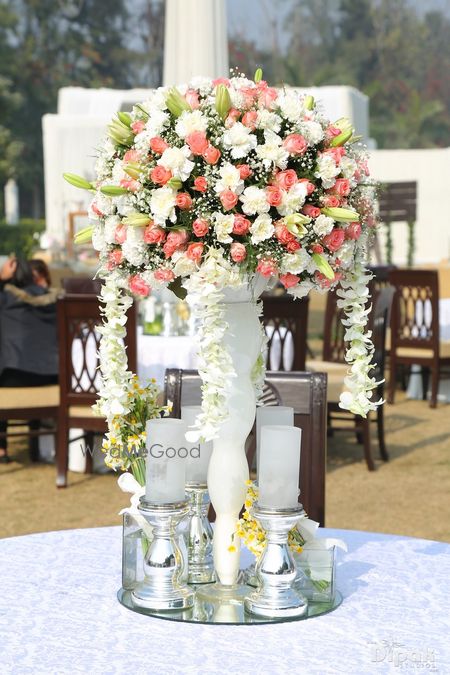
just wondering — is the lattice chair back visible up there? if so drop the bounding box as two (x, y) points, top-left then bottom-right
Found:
(261, 294), (309, 371)
(388, 270), (439, 353)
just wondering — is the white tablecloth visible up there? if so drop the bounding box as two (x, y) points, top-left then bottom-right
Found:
(137, 330), (198, 387)
(0, 527), (448, 674)
(406, 298), (450, 401)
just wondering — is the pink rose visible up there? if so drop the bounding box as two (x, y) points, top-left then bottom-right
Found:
(283, 133), (308, 155)
(213, 77), (231, 87)
(144, 225), (166, 245)
(149, 136), (169, 154)
(123, 149), (140, 163)
(220, 189), (238, 211)
(237, 164), (252, 180)
(332, 178), (351, 197)
(239, 87), (258, 109)
(322, 194), (341, 208)
(120, 177), (139, 192)
(298, 178), (316, 195)
(175, 192), (193, 210)
(232, 214), (251, 235)
(302, 204), (321, 219)
(275, 223), (295, 246)
(193, 176), (207, 192)
(285, 239), (301, 253)
(279, 273), (300, 289)
(326, 125), (341, 139)
(257, 85), (278, 109)
(131, 120), (146, 135)
(114, 224), (127, 244)
(266, 185), (283, 207)
(129, 274), (150, 298)
(192, 218), (209, 237)
(108, 249), (123, 268)
(202, 145), (221, 165)
(163, 229), (189, 258)
(185, 89), (200, 109)
(186, 242), (204, 262)
(256, 257), (278, 277)
(323, 229), (345, 252)
(154, 268), (175, 283)
(230, 242), (247, 263)
(345, 222), (361, 240)
(323, 147), (346, 165)
(242, 110), (258, 129)
(186, 131), (209, 156)
(311, 244), (324, 254)
(91, 202), (104, 217)
(150, 165), (172, 185)
(274, 169), (298, 191)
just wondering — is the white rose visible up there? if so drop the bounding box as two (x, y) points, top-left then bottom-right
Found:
(213, 212), (234, 243)
(214, 163), (244, 194)
(315, 154), (340, 189)
(175, 110), (208, 139)
(150, 186), (177, 225)
(222, 122), (257, 159)
(173, 252), (197, 277)
(240, 186), (270, 215)
(250, 214), (274, 245)
(313, 214), (335, 237)
(159, 146), (195, 181)
(277, 182), (308, 216)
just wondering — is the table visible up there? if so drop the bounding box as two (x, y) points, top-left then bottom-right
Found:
(0, 527), (448, 674)
(406, 298), (450, 401)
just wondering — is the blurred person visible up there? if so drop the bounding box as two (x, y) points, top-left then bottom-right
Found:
(29, 258), (52, 289)
(0, 257), (59, 463)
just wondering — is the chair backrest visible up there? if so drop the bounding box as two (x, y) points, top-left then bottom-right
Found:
(371, 286), (395, 393)
(322, 289), (346, 363)
(261, 293), (309, 370)
(57, 294), (137, 409)
(61, 277), (103, 295)
(388, 269), (439, 354)
(164, 368), (327, 525)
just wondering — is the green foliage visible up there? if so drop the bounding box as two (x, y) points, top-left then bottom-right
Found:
(0, 219), (45, 258)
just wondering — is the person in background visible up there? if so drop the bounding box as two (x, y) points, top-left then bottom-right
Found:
(0, 257), (59, 463)
(29, 258), (52, 289)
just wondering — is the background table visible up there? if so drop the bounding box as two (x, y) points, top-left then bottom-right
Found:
(0, 527), (448, 674)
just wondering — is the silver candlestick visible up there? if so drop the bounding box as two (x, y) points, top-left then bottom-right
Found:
(131, 497), (194, 611)
(244, 503), (308, 618)
(185, 483), (215, 584)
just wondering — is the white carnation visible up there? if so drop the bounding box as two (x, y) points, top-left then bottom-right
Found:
(104, 215), (121, 244)
(214, 163), (244, 194)
(336, 240), (356, 268)
(189, 76), (213, 95)
(277, 182), (308, 216)
(255, 130), (289, 169)
(315, 153), (341, 189)
(313, 214), (335, 237)
(256, 110), (282, 133)
(299, 120), (324, 145)
(288, 280), (315, 299)
(250, 214), (274, 245)
(222, 122), (257, 159)
(159, 146), (195, 181)
(150, 186), (177, 225)
(213, 212), (234, 243)
(175, 110), (208, 139)
(92, 225), (105, 252)
(173, 252), (197, 277)
(277, 90), (302, 123)
(339, 156), (358, 179)
(115, 195), (135, 217)
(281, 249), (313, 275)
(240, 186), (270, 215)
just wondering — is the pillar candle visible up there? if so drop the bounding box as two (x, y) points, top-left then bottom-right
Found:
(145, 418), (188, 503)
(181, 406), (213, 484)
(256, 406), (294, 474)
(258, 425), (302, 509)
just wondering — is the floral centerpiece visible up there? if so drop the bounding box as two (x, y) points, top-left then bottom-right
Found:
(65, 70), (378, 583)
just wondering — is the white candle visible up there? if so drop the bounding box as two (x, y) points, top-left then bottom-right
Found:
(145, 418), (188, 503)
(181, 406), (213, 484)
(258, 425), (302, 509)
(256, 406), (294, 473)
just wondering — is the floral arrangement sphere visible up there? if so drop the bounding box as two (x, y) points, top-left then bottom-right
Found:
(65, 70), (379, 468)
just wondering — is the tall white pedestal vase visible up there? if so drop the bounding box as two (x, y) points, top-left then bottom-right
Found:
(207, 278), (266, 586)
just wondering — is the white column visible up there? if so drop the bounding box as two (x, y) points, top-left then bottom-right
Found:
(163, 0), (229, 85)
(4, 179), (19, 224)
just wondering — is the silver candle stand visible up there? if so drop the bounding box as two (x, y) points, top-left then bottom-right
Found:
(131, 497), (194, 611)
(185, 483), (216, 584)
(244, 503), (308, 619)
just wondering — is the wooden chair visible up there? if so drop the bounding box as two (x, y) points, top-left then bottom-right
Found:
(388, 269), (450, 408)
(56, 294), (137, 487)
(61, 277), (102, 294)
(261, 294), (310, 370)
(307, 287), (393, 470)
(164, 368), (327, 525)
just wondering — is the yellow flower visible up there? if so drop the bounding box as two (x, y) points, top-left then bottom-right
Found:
(227, 545), (236, 553)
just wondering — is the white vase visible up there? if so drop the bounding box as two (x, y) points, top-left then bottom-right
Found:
(207, 276), (267, 585)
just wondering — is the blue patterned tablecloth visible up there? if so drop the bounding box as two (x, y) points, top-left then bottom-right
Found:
(0, 527), (448, 674)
